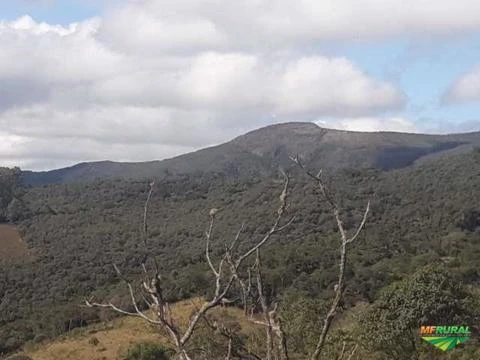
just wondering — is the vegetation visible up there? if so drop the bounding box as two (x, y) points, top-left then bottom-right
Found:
(0, 167), (21, 222)
(124, 342), (171, 360)
(5, 355), (33, 360)
(1, 147), (479, 358)
(21, 123), (480, 186)
(359, 265), (480, 359)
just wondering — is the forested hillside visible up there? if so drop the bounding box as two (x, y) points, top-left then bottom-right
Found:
(21, 123), (480, 186)
(0, 168), (24, 223)
(1, 147), (479, 358)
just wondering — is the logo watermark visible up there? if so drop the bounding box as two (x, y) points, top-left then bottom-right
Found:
(420, 325), (471, 351)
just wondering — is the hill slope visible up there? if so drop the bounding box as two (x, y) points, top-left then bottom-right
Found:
(19, 299), (249, 360)
(22, 122), (480, 186)
(2, 147), (480, 356)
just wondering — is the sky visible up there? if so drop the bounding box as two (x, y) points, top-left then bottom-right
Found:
(1, 1), (480, 170)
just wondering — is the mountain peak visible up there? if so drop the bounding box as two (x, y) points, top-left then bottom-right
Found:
(231, 122), (327, 157)
(236, 122), (322, 138)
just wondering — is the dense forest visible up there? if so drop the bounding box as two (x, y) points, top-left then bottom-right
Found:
(1, 148), (480, 359)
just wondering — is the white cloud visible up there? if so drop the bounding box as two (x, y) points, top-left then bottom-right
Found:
(0, 11), (410, 170)
(0, 130), (196, 170)
(97, 0), (480, 54)
(254, 0), (480, 41)
(179, 53), (263, 109)
(0, 15), (403, 112)
(317, 116), (418, 133)
(0, 15), (122, 110)
(14, 0), (480, 170)
(3, 15), (77, 35)
(92, 52), (405, 114)
(0, 103), (265, 170)
(274, 57), (403, 115)
(97, 2), (227, 54)
(417, 118), (480, 134)
(444, 66), (480, 103)
(0, 104), (227, 146)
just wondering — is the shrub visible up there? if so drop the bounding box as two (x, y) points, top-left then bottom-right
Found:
(6, 355), (33, 360)
(359, 265), (480, 359)
(32, 333), (49, 344)
(124, 342), (171, 360)
(88, 336), (100, 346)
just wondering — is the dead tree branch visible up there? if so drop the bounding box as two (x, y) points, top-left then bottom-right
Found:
(337, 342), (346, 360)
(86, 173), (293, 360)
(247, 249), (289, 360)
(346, 344), (358, 360)
(337, 342), (358, 360)
(291, 155), (369, 360)
(143, 181), (155, 246)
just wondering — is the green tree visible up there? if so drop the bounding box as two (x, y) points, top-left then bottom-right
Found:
(7, 198), (28, 222)
(0, 167), (21, 222)
(125, 342), (171, 360)
(359, 265), (479, 360)
(279, 291), (324, 357)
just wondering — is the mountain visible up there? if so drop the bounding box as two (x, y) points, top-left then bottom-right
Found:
(21, 122), (480, 186)
(2, 123), (480, 357)
(3, 145), (480, 357)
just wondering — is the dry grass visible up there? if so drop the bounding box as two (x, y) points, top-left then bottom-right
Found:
(15, 297), (366, 360)
(0, 224), (30, 262)
(24, 317), (162, 360)
(22, 299), (251, 360)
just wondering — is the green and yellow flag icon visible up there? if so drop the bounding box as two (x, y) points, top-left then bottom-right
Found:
(420, 326), (471, 351)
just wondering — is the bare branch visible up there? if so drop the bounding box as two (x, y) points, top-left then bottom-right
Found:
(254, 250), (273, 360)
(182, 172), (293, 348)
(225, 337), (232, 360)
(337, 341), (346, 360)
(85, 298), (161, 324)
(248, 249), (290, 360)
(88, 173), (293, 360)
(86, 263), (162, 325)
(206, 215), (219, 277)
(276, 216), (296, 232)
(141, 180), (161, 276)
(290, 155), (336, 210)
(143, 181), (155, 246)
(202, 314), (262, 360)
(236, 173), (291, 265)
(275, 317), (289, 360)
(291, 155), (369, 360)
(346, 344), (358, 360)
(227, 221), (246, 254)
(346, 201), (370, 244)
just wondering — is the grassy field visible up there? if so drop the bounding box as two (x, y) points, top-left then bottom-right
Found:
(0, 224), (29, 262)
(11, 297), (478, 360)
(23, 316), (163, 360)
(18, 299), (252, 360)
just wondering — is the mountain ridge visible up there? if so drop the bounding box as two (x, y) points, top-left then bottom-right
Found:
(21, 122), (480, 186)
